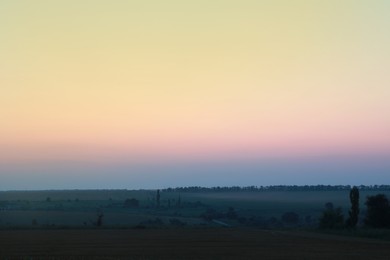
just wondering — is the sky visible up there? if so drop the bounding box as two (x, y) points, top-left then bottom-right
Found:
(0, 0), (389, 190)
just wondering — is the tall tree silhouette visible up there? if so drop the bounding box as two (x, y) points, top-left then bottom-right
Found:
(346, 186), (359, 228)
(156, 189), (161, 208)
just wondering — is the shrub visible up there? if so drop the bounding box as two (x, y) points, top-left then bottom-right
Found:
(282, 212), (299, 225)
(364, 194), (390, 228)
(319, 203), (344, 229)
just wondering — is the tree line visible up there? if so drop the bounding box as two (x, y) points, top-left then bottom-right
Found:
(319, 187), (390, 229)
(163, 185), (390, 193)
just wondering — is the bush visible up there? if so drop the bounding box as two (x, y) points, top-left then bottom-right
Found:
(226, 207), (238, 219)
(364, 194), (390, 228)
(200, 208), (224, 221)
(319, 203), (344, 229)
(282, 212), (299, 225)
(123, 198), (140, 208)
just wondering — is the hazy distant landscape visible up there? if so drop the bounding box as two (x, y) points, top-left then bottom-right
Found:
(1, 186), (390, 259)
(0, 186), (389, 229)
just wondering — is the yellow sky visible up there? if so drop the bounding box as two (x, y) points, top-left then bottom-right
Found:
(1, 1), (390, 161)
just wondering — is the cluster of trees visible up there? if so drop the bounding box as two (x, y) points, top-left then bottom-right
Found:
(364, 194), (390, 228)
(319, 187), (390, 229)
(200, 207), (306, 228)
(121, 190), (203, 210)
(163, 185), (390, 193)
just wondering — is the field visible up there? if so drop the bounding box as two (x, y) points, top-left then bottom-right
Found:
(1, 228), (390, 259)
(1, 189), (390, 259)
(1, 189), (390, 228)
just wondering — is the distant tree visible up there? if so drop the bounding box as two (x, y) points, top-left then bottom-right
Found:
(46, 197), (51, 202)
(176, 195), (181, 208)
(200, 208), (224, 221)
(32, 219), (38, 226)
(238, 216), (247, 224)
(124, 198), (139, 208)
(319, 203), (344, 229)
(156, 190), (161, 208)
(346, 186), (359, 228)
(325, 202), (334, 211)
(162, 185), (390, 193)
(364, 194), (390, 228)
(266, 216), (283, 228)
(226, 207), (238, 219)
(95, 212), (104, 227)
(305, 215), (313, 225)
(282, 212), (299, 225)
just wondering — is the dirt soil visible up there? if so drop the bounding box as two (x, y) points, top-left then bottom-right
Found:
(0, 228), (389, 259)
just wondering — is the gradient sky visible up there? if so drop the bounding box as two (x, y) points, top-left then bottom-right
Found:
(1, 1), (389, 190)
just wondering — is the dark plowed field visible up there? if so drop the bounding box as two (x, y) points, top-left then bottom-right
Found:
(0, 228), (389, 259)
